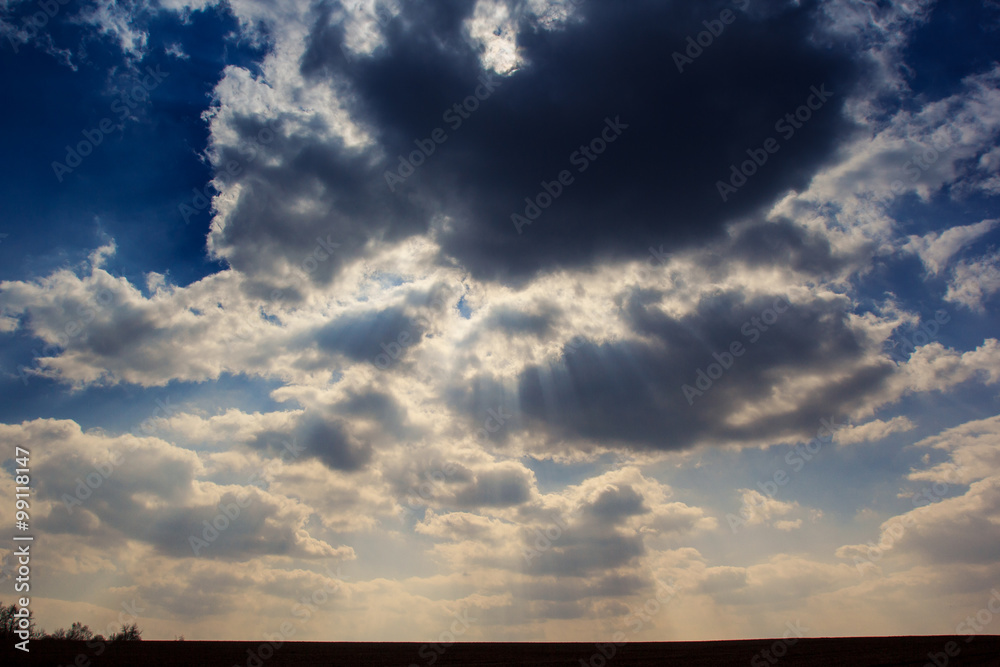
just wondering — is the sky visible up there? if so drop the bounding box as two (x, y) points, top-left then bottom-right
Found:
(1, 0), (1000, 646)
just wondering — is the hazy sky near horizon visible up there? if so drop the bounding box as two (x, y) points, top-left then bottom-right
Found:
(2, 0), (1000, 644)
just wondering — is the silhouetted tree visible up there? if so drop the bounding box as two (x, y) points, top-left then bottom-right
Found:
(1, 602), (143, 642)
(0, 601), (36, 639)
(47, 621), (93, 640)
(109, 622), (142, 641)
(70, 621), (93, 640)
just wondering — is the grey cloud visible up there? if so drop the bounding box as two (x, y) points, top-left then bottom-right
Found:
(252, 411), (373, 472)
(585, 485), (649, 520)
(513, 291), (892, 451)
(447, 289), (894, 452)
(40, 475), (340, 562)
(484, 303), (562, 338)
(313, 305), (424, 364)
(528, 529), (645, 577)
(454, 467), (532, 507)
(296, 414), (373, 471)
(208, 0), (865, 286)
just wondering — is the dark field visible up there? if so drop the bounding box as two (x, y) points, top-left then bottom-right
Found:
(4, 636), (1000, 666)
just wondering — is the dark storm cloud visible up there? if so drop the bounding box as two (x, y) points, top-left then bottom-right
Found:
(312, 305), (424, 363)
(452, 289), (895, 451)
(416, 0), (857, 281)
(727, 218), (855, 277)
(252, 411), (373, 471)
(338, 389), (411, 437)
(208, 112), (431, 286)
(289, 413), (373, 471)
(209, 0), (865, 285)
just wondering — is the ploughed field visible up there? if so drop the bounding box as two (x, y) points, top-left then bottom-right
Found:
(4, 636), (1000, 666)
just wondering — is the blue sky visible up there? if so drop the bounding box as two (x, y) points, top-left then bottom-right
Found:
(1, 0), (1000, 643)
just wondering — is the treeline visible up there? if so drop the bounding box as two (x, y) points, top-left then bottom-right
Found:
(0, 602), (142, 641)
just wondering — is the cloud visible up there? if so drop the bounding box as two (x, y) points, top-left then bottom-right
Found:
(194, 0), (867, 286)
(737, 489), (797, 525)
(0, 253), (249, 387)
(0, 419), (354, 562)
(835, 415), (1000, 573)
(834, 416), (915, 445)
(904, 218), (998, 275)
(885, 339), (1000, 396)
(585, 485), (648, 521)
(474, 289), (895, 453)
(909, 414), (1000, 486)
(452, 463), (535, 508)
(73, 0), (150, 58)
(945, 251), (1000, 311)
(313, 305), (425, 365)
